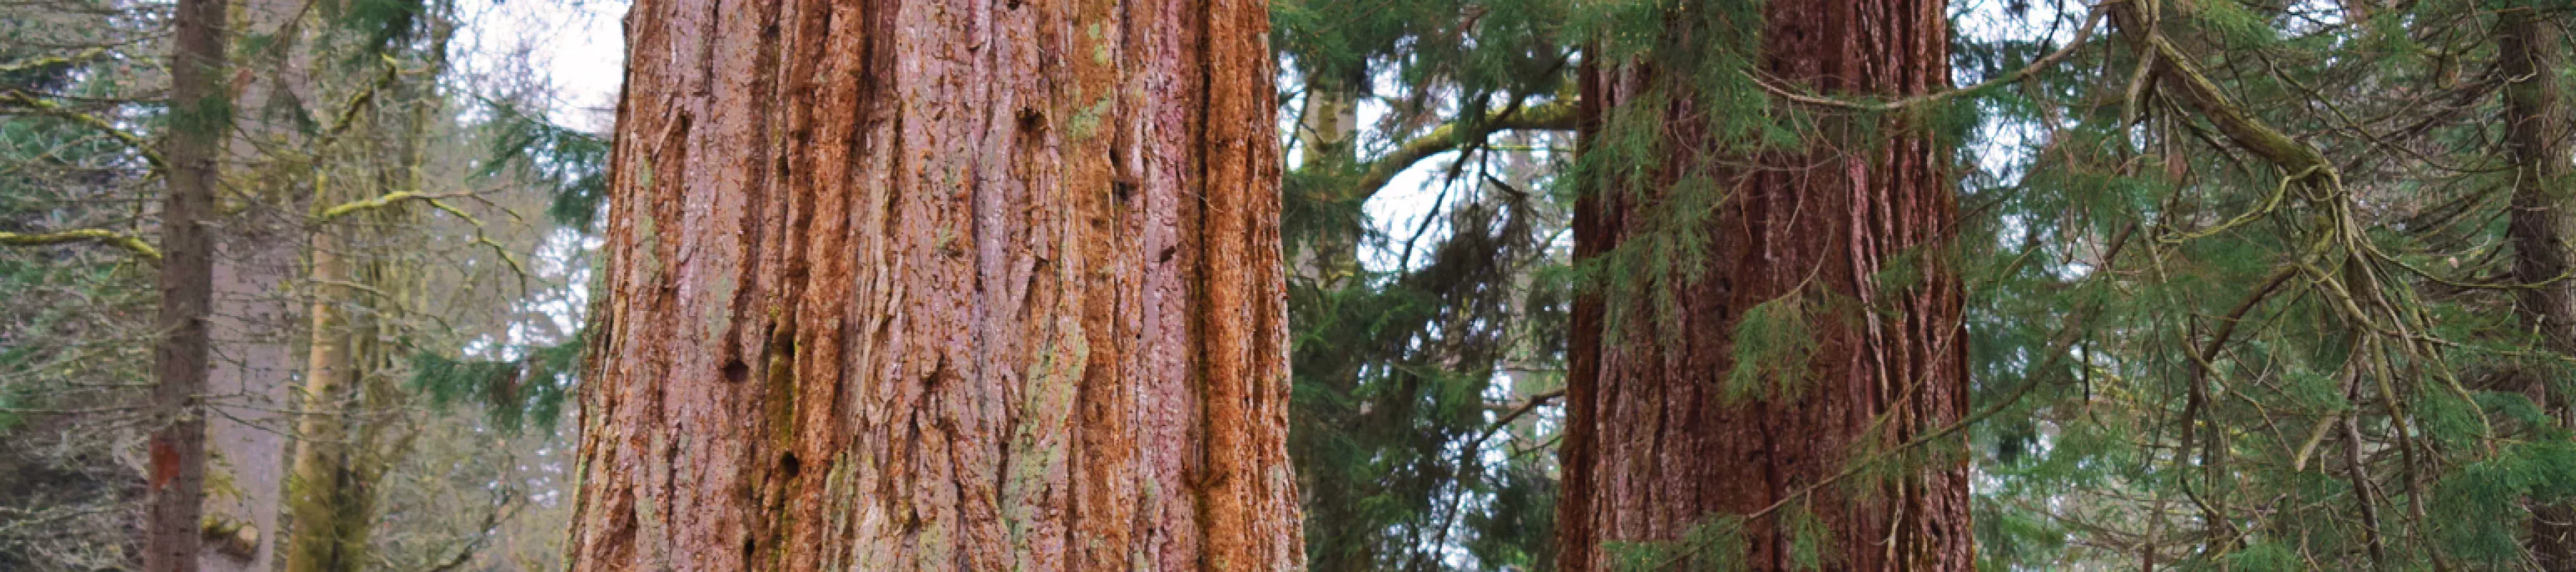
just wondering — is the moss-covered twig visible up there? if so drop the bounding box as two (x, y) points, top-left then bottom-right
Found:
(0, 90), (166, 170)
(0, 228), (162, 260)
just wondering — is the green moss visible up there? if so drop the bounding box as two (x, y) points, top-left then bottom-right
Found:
(1001, 317), (1088, 553)
(703, 275), (736, 341)
(1087, 23), (1111, 65)
(764, 332), (801, 450)
(1067, 97), (1113, 142)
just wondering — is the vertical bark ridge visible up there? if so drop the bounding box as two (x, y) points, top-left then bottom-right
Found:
(2499, 7), (2576, 568)
(1558, 0), (1971, 570)
(567, 0), (1300, 570)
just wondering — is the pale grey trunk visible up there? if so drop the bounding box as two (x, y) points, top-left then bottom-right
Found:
(198, 0), (319, 566)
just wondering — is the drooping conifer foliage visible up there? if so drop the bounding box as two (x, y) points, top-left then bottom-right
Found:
(1282, 0), (2576, 569)
(1271, 1), (1578, 569)
(1948, 0), (2576, 568)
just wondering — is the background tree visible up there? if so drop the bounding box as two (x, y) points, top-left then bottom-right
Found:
(1269, 1), (1578, 569)
(147, 0), (228, 563)
(0, 0), (609, 568)
(0, 0), (183, 567)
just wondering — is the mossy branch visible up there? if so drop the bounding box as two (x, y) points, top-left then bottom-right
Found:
(0, 89), (167, 171)
(314, 55), (405, 148)
(0, 48), (106, 76)
(314, 190), (531, 286)
(2110, 2), (2332, 175)
(1346, 100), (1576, 202)
(1747, 3), (2107, 113)
(315, 190), (466, 220)
(0, 228), (162, 260)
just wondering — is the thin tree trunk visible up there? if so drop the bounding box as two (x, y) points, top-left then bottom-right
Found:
(283, 220), (372, 572)
(1284, 72), (1373, 572)
(565, 0), (1301, 570)
(1556, 1), (1971, 570)
(1289, 75), (1360, 287)
(2499, 7), (2576, 569)
(148, 0), (231, 566)
(281, 57), (440, 571)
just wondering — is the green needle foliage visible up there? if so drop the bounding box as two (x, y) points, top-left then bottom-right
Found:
(1952, 1), (2576, 568)
(407, 330), (583, 433)
(477, 99), (610, 230)
(1272, 1), (1577, 570)
(1290, 0), (2576, 568)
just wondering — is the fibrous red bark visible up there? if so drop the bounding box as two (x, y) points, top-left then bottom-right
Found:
(1555, 1), (1973, 570)
(566, 0), (1301, 570)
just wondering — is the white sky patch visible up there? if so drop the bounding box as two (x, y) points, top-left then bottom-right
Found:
(457, 0), (629, 128)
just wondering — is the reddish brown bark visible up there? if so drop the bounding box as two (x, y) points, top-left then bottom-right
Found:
(1555, 1), (1972, 570)
(565, 0), (1300, 570)
(146, 0), (228, 566)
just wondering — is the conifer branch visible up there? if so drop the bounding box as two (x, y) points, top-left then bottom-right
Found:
(0, 48), (105, 76)
(1347, 100), (1576, 202)
(2110, 2), (2333, 176)
(0, 90), (167, 170)
(1747, 2), (2107, 113)
(0, 228), (163, 260)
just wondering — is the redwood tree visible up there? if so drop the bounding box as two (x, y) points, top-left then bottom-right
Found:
(1554, 0), (1971, 570)
(563, 0), (1302, 569)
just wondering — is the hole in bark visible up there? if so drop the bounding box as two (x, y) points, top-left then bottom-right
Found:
(1112, 180), (1135, 203)
(780, 453), (802, 478)
(743, 538), (756, 557)
(722, 359), (751, 383)
(1016, 107), (1045, 135)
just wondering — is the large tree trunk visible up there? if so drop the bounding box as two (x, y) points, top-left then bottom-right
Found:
(198, 0), (320, 566)
(1554, 1), (1971, 570)
(563, 0), (1301, 570)
(2499, 7), (2576, 569)
(148, 0), (230, 566)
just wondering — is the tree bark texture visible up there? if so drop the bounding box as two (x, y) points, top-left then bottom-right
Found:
(565, 0), (1301, 570)
(149, 0), (229, 566)
(200, 0), (323, 566)
(1555, 1), (1972, 570)
(282, 220), (393, 572)
(2499, 7), (2576, 569)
